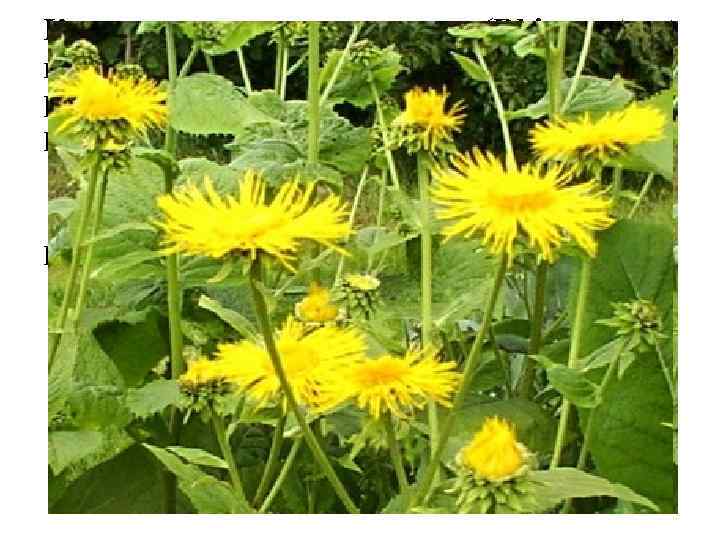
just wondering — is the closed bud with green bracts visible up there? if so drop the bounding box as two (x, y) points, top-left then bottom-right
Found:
(66, 39), (101, 69)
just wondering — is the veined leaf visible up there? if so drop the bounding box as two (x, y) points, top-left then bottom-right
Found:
(167, 446), (228, 469)
(451, 52), (488, 82)
(48, 430), (105, 475)
(198, 294), (257, 339)
(126, 379), (182, 419)
(536, 356), (600, 408)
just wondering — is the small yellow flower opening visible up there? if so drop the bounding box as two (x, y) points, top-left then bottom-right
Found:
(461, 417), (527, 482)
(431, 149), (615, 261)
(338, 349), (460, 419)
(394, 87), (465, 151)
(49, 68), (167, 137)
(296, 283), (339, 323)
(214, 318), (367, 412)
(155, 171), (352, 271)
(530, 103), (666, 163)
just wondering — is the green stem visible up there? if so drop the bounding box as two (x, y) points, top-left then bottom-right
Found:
(410, 254), (508, 508)
(370, 78), (401, 191)
(383, 414), (409, 491)
(236, 48), (252, 92)
(367, 170), (387, 272)
(628, 172), (655, 218)
(248, 258), (359, 513)
(203, 51), (216, 74)
(307, 22), (320, 165)
(473, 43), (515, 168)
(71, 168), (110, 328)
(335, 166), (369, 286)
(259, 438), (303, 513)
(274, 38), (283, 94)
(179, 43), (199, 78)
(561, 21), (594, 113)
(320, 22), (363, 106)
(517, 261), (548, 397)
(417, 151), (438, 455)
(280, 45), (289, 100)
(49, 153), (101, 368)
(550, 256), (592, 468)
(210, 408), (248, 509)
(252, 415), (288, 508)
(162, 22), (184, 514)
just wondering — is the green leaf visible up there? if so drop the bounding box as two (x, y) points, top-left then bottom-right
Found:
(136, 21), (164, 34)
(83, 222), (156, 246)
(198, 294), (257, 339)
(126, 379), (182, 419)
(178, 157), (244, 195)
(569, 219), (676, 512)
(48, 430), (105, 475)
(48, 110), (84, 151)
(167, 446), (228, 469)
(143, 444), (251, 513)
(90, 249), (162, 280)
(536, 356), (600, 408)
(508, 76), (633, 120)
(451, 52), (488, 82)
(93, 309), (170, 387)
(448, 24), (528, 48)
(527, 468), (659, 512)
(67, 384), (132, 429)
(50, 444), (171, 513)
(48, 197), (76, 221)
(203, 22), (278, 54)
(169, 74), (277, 136)
(49, 333), (79, 420)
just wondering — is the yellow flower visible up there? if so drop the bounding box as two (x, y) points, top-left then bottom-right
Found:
(295, 282), (340, 323)
(49, 67), (167, 136)
(394, 87), (465, 151)
(460, 417), (529, 482)
(338, 349), (460, 419)
(431, 149), (615, 261)
(155, 170), (351, 271)
(344, 274), (380, 292)
(178, 356), (232, 390)
(530, 103), (666, 163)
(215, 317), (366, 412)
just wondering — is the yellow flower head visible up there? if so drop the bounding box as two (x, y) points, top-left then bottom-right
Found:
(530, 103), (666, 163)
(49, 67), (167, 136)
(178, 356), (232, 391)
(339, 349), (460, 419)
(460, 417), (529, 482)
(344, 274), (380, 292)
(155, 171), (351, 271)
(431, 149), (615, 261)
(215, 317), (366, 412)
(394, 87), (465, 151)
(295, 282), (339, 323)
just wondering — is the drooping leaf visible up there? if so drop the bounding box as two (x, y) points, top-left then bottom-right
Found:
(536, 356), (600, 408)
(143, 444), (251, 513)
(203, 22), (278, 55)
(569, 219), (676, 512)
(527, 468), (659, 512)
(169, 73), (277, 136)
(167, 446), (228, 469)
(126, 379), (182, 419)
(197, 294), (257, 339)
(508, 76), (633, 120)
(448, 23), (529, 49)
(451, 52), (488, 82)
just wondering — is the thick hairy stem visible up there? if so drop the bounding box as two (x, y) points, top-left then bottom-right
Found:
(248, 258), (359, 513)
(236, 48), (252, 92)
(259, 438), (303, 513)
(383, 414), (409, 491)
(210, 408), (249, 509)
(550, 257), (592, 468)
(71, 168), (110, 328)
(410, 254), (508, 508)
(307, 22), (320, 165)
(517, 261), (548, 397)
(561, 21), (594, 112)
(49, 154), (101, 368)
(335, 166), (369, 286)
(370, 79), (401, 190)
